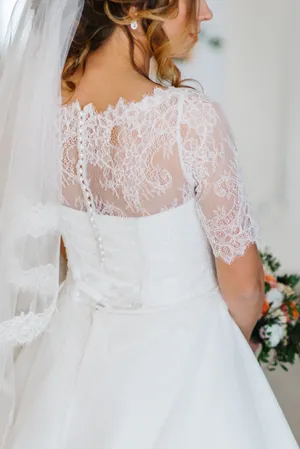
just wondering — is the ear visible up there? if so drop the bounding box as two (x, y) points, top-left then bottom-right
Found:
(128, 6), (138, 19)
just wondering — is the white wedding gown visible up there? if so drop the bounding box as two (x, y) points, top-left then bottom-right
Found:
(3, 87), (298, 449)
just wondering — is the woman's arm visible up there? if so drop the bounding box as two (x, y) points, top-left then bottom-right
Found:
(60, 237), (68, 262)
(180, 92), (262, 340)
(215, 244), (264, 340)
(60, 238), (68, 283)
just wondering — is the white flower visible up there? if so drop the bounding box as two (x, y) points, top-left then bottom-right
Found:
(271, 308), (288, 324)
(278, 283), (294, 298)
(266, 288), (284, 310)
(264, 324), (284, 348)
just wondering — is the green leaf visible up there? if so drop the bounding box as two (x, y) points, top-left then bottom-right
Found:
(260, 249), (281, 272)
(278, 274), (300, 288)
(265, 282), (271, 294)
(280, 364), (289, 372)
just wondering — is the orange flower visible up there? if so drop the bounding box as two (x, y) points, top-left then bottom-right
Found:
(281, 302), (299, 322)
(264, 274), (277, 288)
(262, 297), (270, 315)
(291, 302), (299, 320)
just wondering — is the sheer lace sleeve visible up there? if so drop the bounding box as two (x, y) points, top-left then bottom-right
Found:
(179, 91), (259, 264)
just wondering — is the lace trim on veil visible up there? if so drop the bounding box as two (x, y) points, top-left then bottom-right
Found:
(0, 299), (57, 346)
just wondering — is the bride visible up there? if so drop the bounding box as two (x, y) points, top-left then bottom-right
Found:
(0, 0), (298, 448)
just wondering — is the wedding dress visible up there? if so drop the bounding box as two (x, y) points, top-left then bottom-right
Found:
(2, 87), (298, 449)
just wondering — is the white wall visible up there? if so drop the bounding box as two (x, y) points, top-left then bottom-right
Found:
(224, 0), (289, 206)
(223, 0), (300, 272)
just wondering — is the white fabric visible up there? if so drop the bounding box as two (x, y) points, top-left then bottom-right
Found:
(3, 200), (298, 449)
(0, 0), (82, 345)
(61, 87), (258, 263)
(0, 0), (83, 444)
(1, 88), (298, 448)
(0, 86), (258, 347)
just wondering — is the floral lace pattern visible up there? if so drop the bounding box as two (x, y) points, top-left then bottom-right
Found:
(0, 299), (57, 345)
(0, 88), (259, 346)
(61, 87), (258, 263)
(179, 91), (259, 263)
(0, 262), (59, 345)
(61, 87), (191, 217)
(9, 264), (58, 296)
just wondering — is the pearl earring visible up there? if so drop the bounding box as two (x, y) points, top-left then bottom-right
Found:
(130, 21), (138, 30)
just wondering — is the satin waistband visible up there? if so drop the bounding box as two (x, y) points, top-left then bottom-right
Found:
(61, 274), (221, 315)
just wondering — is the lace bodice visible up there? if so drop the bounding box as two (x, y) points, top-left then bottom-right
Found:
(0, 86), (259, 346)
(61, 86), (258, 264)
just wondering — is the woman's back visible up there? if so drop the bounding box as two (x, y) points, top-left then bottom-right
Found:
(1, 0), (298, 447)
(6, 86), (298, 449)
(61, 85), (257, 263)
(61, 86), (187, 217)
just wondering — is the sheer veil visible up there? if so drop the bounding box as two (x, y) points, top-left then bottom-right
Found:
(0, 0), (84, 443)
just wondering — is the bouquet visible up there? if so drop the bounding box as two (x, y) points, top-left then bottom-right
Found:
(251, 250), (300, 371)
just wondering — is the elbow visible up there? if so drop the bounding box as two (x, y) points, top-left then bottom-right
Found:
(240, 282), (264, 301)
(216, 250), (265, 320)
(238, 278), (265, 316)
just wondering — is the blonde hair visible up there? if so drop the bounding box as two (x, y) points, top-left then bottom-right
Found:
(62, 0), (198, 92)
